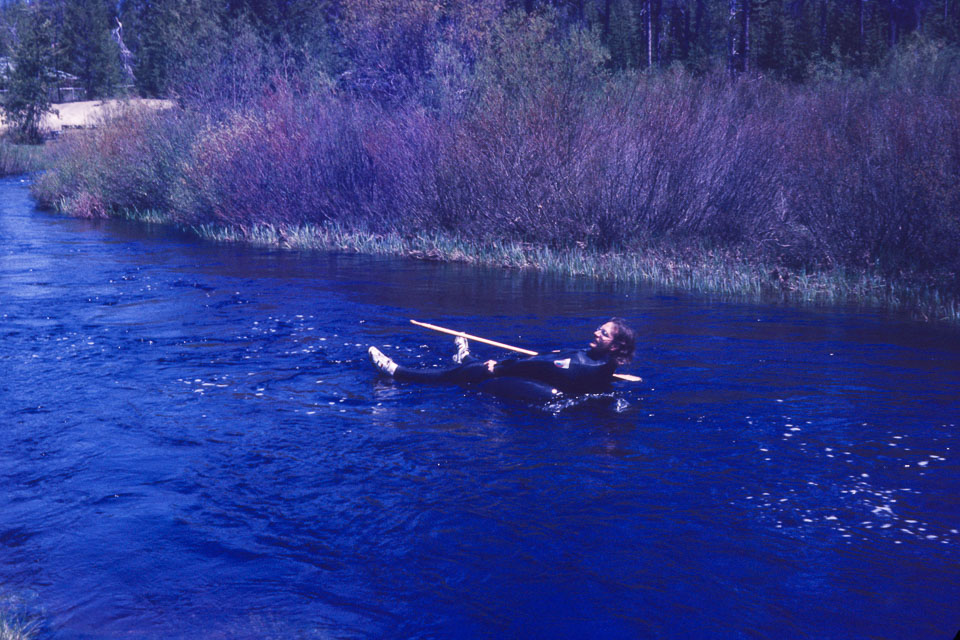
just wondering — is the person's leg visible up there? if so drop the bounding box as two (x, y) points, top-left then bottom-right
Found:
(369, 346), (490, 384)
(394, 360), (490, 384)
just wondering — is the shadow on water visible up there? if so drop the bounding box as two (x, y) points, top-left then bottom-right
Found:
(1, 176), (959, 639)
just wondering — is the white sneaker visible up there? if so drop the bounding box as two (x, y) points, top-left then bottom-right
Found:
(368, 346), (398, 376)
(452, 336), (470, 364)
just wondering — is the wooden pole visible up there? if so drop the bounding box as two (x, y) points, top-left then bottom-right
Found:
(410, 320), (538, 355)
(410, 320), (643, 383)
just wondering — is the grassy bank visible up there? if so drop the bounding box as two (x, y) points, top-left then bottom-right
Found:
(177, 219), (954, 321)
(30, 25), (960, 323)
(0, 141), (45, 176)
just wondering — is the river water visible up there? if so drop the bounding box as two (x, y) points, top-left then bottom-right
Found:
(1, 175), (958, 639)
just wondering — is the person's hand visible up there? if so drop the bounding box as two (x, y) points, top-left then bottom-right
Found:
(485, 360), (497, 373)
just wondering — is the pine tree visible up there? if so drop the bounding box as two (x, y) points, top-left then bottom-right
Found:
(1, 3), (55, 142)
(752, 0), (783, 73)
(607, 0), (642, 68)
(0, 4), (13, 60)
(60, 0), (123, 99)
(119, 0), (225, 98)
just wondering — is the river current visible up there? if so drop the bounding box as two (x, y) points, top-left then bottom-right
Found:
(1, 176), (958, 638)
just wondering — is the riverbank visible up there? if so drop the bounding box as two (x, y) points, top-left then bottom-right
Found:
(109, 209), (959, 322)
(210, 226), (960, 322)
(1, 99), (175, 177)
(0, 141), (44, 176)
(29, 40), (960, 324)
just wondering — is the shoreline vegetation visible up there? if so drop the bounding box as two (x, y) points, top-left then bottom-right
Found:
(112, 210), (960, 322)
(0, 140), (44, 175)
(191, 222), (960, 322)
(0, 100), (173, 175)
(15, 20), (960, 323)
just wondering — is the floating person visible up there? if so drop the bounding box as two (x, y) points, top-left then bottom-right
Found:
(368, 319), (637, 403)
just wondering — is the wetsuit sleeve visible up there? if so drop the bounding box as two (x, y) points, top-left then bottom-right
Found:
(493, 351), (616, 394)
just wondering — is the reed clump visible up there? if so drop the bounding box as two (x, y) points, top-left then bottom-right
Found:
(0, 141), (45, 176)
(32, 107), (203, 218)
(189, 221), (959, 321)
(33, 20), (960, 322)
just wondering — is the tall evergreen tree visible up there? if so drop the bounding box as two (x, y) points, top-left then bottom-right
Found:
(1, 2), (55, 142)
(0, 3), (13, 60)
(60, 0), (123, 99)
(607, 0), (642, 68)
(119, 0), (225, 98)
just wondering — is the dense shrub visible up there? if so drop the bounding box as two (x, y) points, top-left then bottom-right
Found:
(35, 24), (960, 295)
(33, 106), (200, 217)
(176, 87), (379, 228)
(779, 44), (960, 284)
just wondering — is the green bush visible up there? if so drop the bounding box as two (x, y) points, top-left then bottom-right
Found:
(33, 106), (201, 217)
(0, 141), (44, 176)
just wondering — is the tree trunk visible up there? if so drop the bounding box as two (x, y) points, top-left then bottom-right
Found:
(648, 0), (655, 68)
(694, 0), (705, 59)
(728, 0), (737, 74)
(889, 2), (898, 47)
(819, 0), (828, 57)
(602, 0), (611, 42)
(858, 0), (864, 64)
(742, 0), (751, 72)
(653, 0), (662, 66)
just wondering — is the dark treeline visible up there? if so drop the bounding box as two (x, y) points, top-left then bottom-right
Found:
(1, 0), (959, 102)
(0, 0), (124, 98)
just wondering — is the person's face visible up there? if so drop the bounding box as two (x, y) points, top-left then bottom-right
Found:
(590, 322), (617, 353)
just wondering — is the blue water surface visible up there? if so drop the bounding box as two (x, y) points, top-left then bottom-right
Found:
(1, 176), (958, 639)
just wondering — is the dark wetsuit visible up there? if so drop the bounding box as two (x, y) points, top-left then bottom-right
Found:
(392, 349), (617, 396)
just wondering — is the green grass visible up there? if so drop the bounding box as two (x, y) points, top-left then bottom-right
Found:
(185, 219), (960, 323)
(0, 141), (47, 177)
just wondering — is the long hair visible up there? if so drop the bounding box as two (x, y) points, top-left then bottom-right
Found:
(607, 317), (636, 366)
